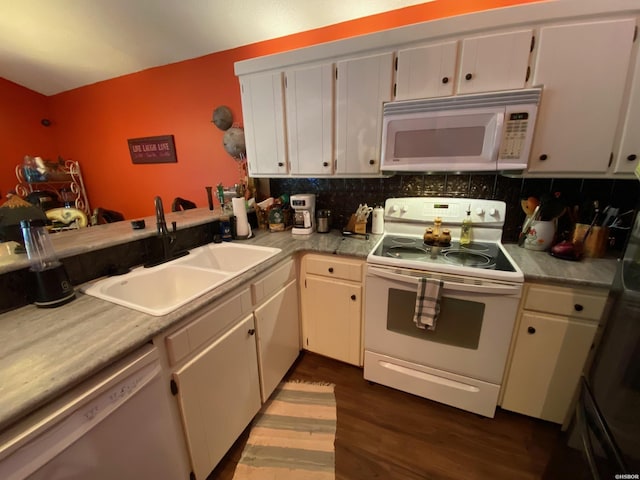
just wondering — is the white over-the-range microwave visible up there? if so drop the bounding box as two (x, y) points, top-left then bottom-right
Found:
(380, 87), (542, 172)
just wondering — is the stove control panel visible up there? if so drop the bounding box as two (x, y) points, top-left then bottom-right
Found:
(384, 197), (505, 226)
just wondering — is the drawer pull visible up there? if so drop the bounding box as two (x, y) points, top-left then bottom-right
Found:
(328, 267), (334, 273)
(527, 326), (536, 334)
(574, 304), (584, 312)
(351, 294), (356, 301)
(248, 328), (256, 336)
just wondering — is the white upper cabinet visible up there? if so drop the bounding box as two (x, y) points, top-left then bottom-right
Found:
(613, 41), (640, 174)
(285, 64), (334, 175)
(240, 72), (288, 176)
(456, 29), (533, 94)
(395, 41), (458, 100)
(528, 18), (636, 174)
(335, 52), (394, 175)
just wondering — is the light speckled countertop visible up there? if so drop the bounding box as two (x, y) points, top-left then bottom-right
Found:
(0, 212), (618, 431)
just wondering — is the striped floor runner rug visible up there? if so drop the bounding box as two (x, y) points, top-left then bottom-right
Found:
(232, 381), (336, 479)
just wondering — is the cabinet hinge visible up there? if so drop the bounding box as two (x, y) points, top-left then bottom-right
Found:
(284, 75), (288, 88)
(170, 379), (179, 396)
(393, 83), (397, 97)
(634, 25), (638, 43)
(335, 67), (338, 80)
(395, 56), (398, 71)
(525, 66), (531, 83)
(306, 337), (309, 346)
(608, 152), (614, 168)
(304, 279), (307, 288)
(530, 35), (535, 52)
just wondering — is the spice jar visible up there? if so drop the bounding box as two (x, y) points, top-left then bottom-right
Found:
(440, 228), (452, 246)
(423, 227), (434, 245)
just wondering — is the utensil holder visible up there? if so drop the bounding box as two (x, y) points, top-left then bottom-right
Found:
(346, 214), (366, 234)
(573, 224), (609, 258)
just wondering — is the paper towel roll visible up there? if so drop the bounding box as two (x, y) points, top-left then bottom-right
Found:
(232, 197), (250, 238)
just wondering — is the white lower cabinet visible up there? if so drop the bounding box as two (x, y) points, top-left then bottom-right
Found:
(160, 258), (300, 479)
(501, 283), (608, 424)
(300, 253), (363, 366)
(172, 314), (261, 480)
(254, 279), (300, 401)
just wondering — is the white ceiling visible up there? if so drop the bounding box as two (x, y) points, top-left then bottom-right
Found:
(0, 0), (430, 96)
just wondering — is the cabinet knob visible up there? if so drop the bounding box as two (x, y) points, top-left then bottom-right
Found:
(465, 73), (473, 81)
(574, 304), (584, 312)
(527, 326), (536, 334)
(323, 162), (329, 167)
(369, 159), (375, 165)
(539, 154), (548, 161)
(278, 162), (284, 167)
(328, 267), (334, 273)
(351, 294), (356, 301)
(442, 77), (449, 84)
(248, 328), (256, 336)
(627, 154), (637, 161)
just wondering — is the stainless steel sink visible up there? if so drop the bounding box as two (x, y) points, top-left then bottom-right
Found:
(82, 242), (281, 316)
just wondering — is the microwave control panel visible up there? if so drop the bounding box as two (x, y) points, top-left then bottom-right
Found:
(499, 112), (530, 160)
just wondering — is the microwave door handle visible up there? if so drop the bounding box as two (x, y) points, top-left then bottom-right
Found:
(369, 267), (521, 295)
(491, 112), (505, 162)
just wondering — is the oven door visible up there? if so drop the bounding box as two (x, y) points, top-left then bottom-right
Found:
(364, 265), (522, 384)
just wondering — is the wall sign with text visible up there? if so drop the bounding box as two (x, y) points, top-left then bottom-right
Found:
(128, 135), (177, 164)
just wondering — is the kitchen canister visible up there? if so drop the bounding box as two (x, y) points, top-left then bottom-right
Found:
(372, 206), (384, 234)
(316, 209), (331, 233)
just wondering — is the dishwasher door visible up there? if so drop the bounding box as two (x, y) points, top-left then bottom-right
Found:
(0, 344), (189, 480)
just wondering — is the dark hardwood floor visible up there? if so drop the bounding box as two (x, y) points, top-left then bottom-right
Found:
(209, 351), (591, 480)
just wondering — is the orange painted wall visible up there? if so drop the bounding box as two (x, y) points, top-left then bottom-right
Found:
(0, 78), (57, 199)
(5, 0), (541, 219)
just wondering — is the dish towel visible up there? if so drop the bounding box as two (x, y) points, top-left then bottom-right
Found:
(413, 277), (444, 331)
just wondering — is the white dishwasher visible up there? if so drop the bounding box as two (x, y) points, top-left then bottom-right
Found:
(0, 344), (189, 480)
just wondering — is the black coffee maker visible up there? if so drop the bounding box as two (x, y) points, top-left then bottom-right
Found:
(20, 219), (75, 307)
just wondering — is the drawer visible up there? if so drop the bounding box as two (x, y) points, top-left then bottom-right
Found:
(524, 284), (608, 321)
(166, 288), (252, 365)
(251, 259), (295, 305)
(304, 254), (363, 282)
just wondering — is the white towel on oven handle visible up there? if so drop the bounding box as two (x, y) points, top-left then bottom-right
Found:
(413, 277), (443, 331)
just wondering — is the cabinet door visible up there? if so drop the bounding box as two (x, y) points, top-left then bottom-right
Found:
(302, 275), (362, 366)
(457, 29), (532, 94)
(395, 41), (457, 100)
(285, 64), (334, 175)
(254, 280), (300, 402)
(501, 311), (597, 424)
(240, 72), (288, 176)
(335, 52), (393, 175)
(613, 41), (640, 174)
(529, 19), (636, 173)
(172, 315), (261, 480)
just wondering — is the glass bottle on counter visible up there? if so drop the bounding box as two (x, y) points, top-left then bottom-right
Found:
(460, 206), (472, 246)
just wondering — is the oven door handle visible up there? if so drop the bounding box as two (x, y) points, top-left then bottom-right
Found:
(368, 267), (521, 295)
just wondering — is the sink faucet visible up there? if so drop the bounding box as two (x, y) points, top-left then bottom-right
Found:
(145, 196), (188, 267)
(155, 196), (169, 236)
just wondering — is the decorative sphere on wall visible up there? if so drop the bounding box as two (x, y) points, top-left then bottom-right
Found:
(212, 106), (233, 131)
(223, 127), (246, 159)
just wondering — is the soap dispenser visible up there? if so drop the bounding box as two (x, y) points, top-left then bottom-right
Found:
(460, 206), (472, 246)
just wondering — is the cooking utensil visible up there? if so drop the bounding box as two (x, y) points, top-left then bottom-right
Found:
(355, 204), (373, 222)
(518, 205), (540, 246)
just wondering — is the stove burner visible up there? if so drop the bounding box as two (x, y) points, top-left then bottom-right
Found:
(390, 237), (416, 246)
(459, 242), (490, 253)
(442, 249), (494, 268)
(385, 245), (429, 260)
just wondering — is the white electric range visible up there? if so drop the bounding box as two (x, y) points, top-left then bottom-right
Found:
(364, 197), (523, 417)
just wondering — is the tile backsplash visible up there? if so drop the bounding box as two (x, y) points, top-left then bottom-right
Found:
(269, 174), (639, 248)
